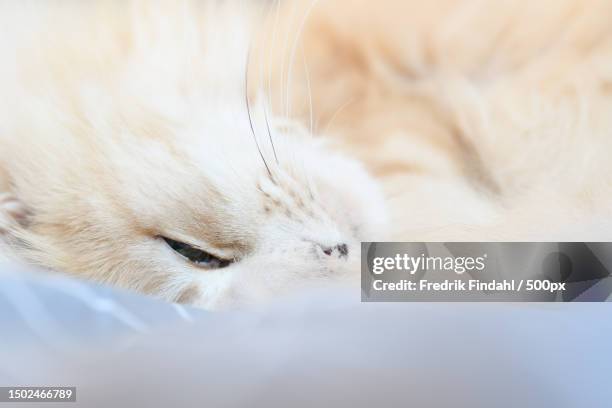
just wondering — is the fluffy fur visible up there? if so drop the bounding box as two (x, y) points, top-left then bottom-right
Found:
(270, 0), (612, 240)
(1, 0), (612, 308)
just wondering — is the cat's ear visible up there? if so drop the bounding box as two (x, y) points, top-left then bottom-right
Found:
(0, 169), (29, 236)
(0, 192), (29, 235)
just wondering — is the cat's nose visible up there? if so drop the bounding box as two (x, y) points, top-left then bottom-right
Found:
(320, 243), (349, 258)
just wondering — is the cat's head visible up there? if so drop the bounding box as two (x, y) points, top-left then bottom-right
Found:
(2, 99), (386, 309)
(0, 0), (387, 309)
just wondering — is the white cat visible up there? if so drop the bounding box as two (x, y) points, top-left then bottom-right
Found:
(2, 0), (612, 309)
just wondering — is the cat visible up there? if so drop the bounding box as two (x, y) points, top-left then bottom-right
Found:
(1, 0), (612, 309)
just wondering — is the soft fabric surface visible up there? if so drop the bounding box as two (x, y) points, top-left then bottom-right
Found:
(1, 263), (611, 408)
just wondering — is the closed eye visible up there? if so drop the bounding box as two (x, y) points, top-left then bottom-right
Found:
(161, 236), (231, 269)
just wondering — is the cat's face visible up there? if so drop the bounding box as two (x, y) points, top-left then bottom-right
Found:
(102, 104), (387, 308)
(2, 96), (386, 309)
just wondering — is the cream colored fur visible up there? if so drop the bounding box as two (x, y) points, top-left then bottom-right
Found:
(269, 0), (612, 240)
(1, 0), (612, 308)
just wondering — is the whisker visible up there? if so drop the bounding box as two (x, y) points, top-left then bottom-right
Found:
(279, 0), (298, 121)
(302, 44), (314, 135)
(263, 104), (279, 163)
(245, 49), (273, 178)
(257, 2), (280, 164)
(285, 0), (318, 121)
(322, 97), (355, 137)
(267, 0), (281, 112)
